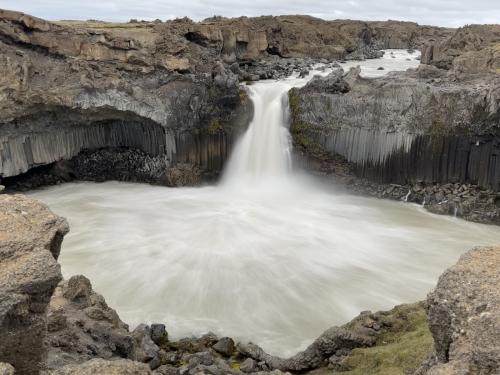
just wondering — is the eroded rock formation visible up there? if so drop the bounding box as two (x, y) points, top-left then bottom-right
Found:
(0, 195), (68, 375)
(291, 63), (500, 189)
(416, 247), (500, 374)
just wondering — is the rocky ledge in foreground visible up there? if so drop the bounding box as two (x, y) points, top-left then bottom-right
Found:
(1, 195), (499, 375)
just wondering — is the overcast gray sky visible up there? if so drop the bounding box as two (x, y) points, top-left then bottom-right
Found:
(2, 1), (499, 27)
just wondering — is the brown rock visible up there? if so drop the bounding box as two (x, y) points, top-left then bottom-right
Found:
(44, 358), (152, 375)
(0, 195), (69, 375)
(417, 247), (500, 374)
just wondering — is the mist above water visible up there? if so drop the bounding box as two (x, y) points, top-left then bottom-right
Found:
(30, 50), (500, 357)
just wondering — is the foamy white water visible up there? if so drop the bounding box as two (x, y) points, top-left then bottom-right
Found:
(30, 50), (500, 357)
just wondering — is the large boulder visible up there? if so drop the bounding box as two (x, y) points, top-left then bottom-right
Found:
(417, 247), (500, 374)
(0, 195), (69, 375)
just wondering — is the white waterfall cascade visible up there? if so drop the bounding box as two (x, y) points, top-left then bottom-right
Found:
(222, 78), (304, 185)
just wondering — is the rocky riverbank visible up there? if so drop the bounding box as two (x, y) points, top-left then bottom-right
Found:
(1, 194), (499, 374)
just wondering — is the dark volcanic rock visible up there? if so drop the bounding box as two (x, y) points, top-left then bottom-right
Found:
(0, 9), (453, 186)
(151, 324), (168, 346)
(290, 62), (500, 192)
(45, 275), (136, 369)
(0, 10), (253, 185)
(238, 313), (377, 371)
(0, 195), (69, 375)
(131, 325), (161, 368)
(212, 337), (236, 357)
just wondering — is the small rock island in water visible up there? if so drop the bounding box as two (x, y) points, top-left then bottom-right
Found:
(0, 2), (499, 375)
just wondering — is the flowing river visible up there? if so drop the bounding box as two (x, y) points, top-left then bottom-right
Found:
(30, 50), (500, 357)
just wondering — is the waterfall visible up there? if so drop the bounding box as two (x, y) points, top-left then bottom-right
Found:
(222, 81), (296, 185)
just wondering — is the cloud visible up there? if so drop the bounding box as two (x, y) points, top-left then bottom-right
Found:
(2, 0), (499, 27)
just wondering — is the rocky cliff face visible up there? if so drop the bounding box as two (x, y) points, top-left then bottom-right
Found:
(0, 195), (68, 375)
(291, 65), (500, 189)
(0, 10), (453, 187)
(290, 25), (500, 194)
(185, 16), (452, 61)
(421, 24), (500, 74)
(0, 9), (252, 186)
(416, 247), (500, 374)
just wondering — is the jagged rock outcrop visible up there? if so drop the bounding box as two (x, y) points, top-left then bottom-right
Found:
(421, 24), (500, 73)
(0, 195), (69, 375)
(416, 247), (500, 374)
(185, 16), (452, 61)
(46, 275), (138, 369)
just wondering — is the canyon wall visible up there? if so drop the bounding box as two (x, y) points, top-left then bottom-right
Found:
(184, 16), (453, 61)
(0, 9), (252, 185)
(0, 9), (454, 186)
(290, 25), (500, 190)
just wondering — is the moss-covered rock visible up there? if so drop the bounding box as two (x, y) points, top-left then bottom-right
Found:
(207, 118), (224, 135)
(288, 89), (329, 160)
(329, 303), (433, 375)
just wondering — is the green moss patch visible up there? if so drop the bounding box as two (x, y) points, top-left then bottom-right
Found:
(207, 118), (224, 135)
(332, 303), (433, 375)
(288, 89), (329, 159)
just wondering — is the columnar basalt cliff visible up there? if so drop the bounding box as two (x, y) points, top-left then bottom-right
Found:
(0, 9), (454, 188)
(289, 24), (500, 222)
(0, 9), (253, 187)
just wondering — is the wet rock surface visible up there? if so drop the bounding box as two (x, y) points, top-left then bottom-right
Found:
(332, 176), (500, 224)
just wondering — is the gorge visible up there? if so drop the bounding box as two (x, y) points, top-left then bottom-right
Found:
(0, 6), (500, 375)
(28, 53), (500, 359)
